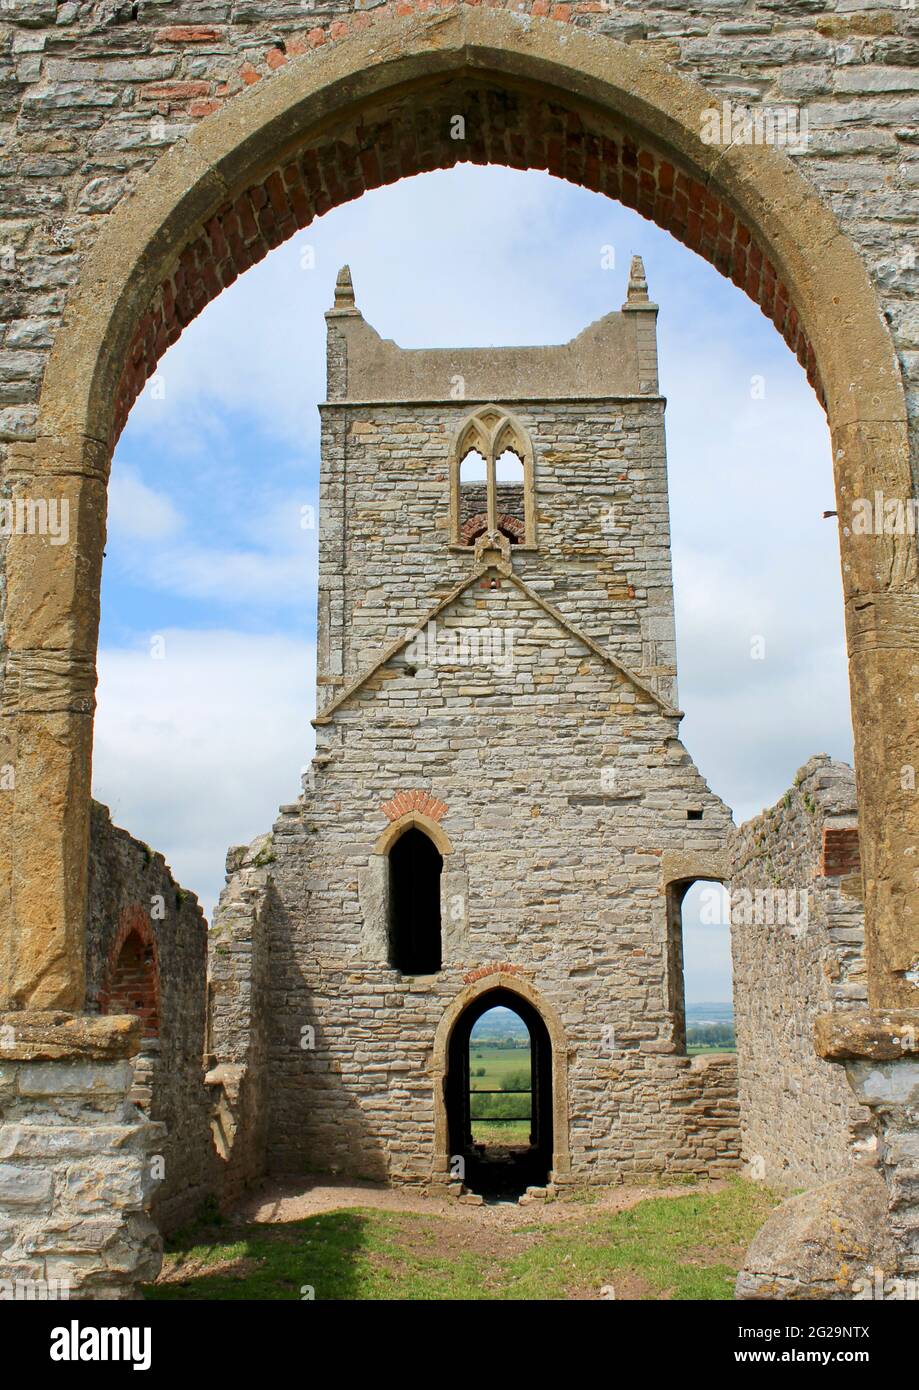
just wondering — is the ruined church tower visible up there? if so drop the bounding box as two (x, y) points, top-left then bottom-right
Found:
(243, 260), (738, 1193)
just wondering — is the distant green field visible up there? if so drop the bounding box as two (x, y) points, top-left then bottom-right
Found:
(469, 1042), (531, 1145)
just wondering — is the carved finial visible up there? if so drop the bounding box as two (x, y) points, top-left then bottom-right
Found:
(332, 264), (355, 310)
(626, 254), (649, 304)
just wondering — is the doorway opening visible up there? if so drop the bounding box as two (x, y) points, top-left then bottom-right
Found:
(446, 987), (553, 1199)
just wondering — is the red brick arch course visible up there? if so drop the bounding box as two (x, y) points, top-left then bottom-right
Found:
(114, 6), (822, 442)
(97, 904), (161, 1041)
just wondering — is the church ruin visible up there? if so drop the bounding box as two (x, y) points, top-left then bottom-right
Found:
(209, 259), (740, 1195)
(0, 0), (917, 1301)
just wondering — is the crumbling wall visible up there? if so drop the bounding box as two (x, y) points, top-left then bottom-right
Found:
(206, 834), (274, 1205)
(729, 756), (872, 1189)
(85, 800), (216, 1233)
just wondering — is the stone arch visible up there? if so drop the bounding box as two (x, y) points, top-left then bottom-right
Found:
(4, 5), (916, 1021)
(431, 971), (571, 1180)
(373, 811), (454, 860)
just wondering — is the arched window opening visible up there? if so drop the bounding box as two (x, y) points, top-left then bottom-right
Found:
(494, 447), (525, 542)
(451, 408), (536, 548)
(458, 447), (489, 542)
(666, 879), (734, 1056)
(106, 931), (159, 1039)
(388, 826), (443, 975)
(102, 929), (160, 1111)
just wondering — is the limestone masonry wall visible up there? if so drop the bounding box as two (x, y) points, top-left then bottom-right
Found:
(729, 756), (872, 1189)
(0, 1056), (164, 1299)
(207, 833), (274, 1205)
(85, 800), (216, 1233)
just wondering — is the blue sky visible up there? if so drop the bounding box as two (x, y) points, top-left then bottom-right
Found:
(96, 164), (849, 1002)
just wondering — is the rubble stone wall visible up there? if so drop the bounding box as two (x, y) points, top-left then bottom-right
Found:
(730, 756), (872, 1189)
(85, 800), (216, 1233)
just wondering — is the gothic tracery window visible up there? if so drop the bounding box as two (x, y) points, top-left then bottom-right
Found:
(451, 407), (535, 548)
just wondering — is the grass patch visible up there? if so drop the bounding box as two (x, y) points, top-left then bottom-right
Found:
(145, 1180), (779, 1302)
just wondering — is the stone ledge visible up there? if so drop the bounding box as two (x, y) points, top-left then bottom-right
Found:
(0, 1011), (141, 1061)
(814, 1009), (919, 1062)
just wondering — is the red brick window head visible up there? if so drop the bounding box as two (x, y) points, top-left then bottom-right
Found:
(381, 789), (448, 823)
(99, 910), (160, 1042)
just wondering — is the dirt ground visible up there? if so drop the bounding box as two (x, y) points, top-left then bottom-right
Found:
(235, 1174), (725, 1230)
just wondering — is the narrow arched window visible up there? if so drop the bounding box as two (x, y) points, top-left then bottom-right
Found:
(450, 407), (536, 547)
(388, 827), (443, 974)
(494, 447), (526, 543)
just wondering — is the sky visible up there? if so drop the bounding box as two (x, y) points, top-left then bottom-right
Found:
(96, 164), (850, 1003)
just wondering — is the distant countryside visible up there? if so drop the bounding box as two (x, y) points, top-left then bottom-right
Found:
(686, 1003), (735, 1054)
(469, 1008), (532, 1144)
(467, 1004), (735, 1145)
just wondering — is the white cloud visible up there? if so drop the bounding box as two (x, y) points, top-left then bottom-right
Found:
(93, 630), (315, 918)
(107, 469), (184, 540)
(106, 480), (317, 607)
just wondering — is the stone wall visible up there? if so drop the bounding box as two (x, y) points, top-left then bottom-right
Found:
(0, 1016), (165, 1301)
(10, 0), (913, 442)
(207, 833), (274, 1205)
(730, 756), (872, 1189)
(266, 571), (740, 1184)
(85, 800), (216, 1233)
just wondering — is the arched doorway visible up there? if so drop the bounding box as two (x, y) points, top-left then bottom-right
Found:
(446, 987), (553, 1198)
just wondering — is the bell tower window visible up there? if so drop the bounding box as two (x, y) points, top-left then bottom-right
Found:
(450, 407), (536, 548)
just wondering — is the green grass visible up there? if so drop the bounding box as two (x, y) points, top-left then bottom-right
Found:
(145, 1179), (779, 1302)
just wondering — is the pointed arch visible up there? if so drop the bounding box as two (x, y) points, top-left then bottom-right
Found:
(449, 404), (536, 548)
(431, 972), (571, 1181)
(3, 3), (914, 1027)
(373, 810), (454, 859)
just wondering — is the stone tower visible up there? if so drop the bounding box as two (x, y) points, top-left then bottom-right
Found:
(222, 260), (739, 1193)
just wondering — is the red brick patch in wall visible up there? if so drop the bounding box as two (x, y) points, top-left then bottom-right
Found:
(820, 826), (861, 879)
(113, 73), (824, 442)
(155, 26), (223, 43)
(381, 789), (448, 822)
(98, 905), (160, 1041)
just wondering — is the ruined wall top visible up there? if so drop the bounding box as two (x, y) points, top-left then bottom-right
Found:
(324, 257), (659, 404)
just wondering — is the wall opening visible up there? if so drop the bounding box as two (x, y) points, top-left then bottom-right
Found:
(388, 826), (443, 975)
(101, 928), (160, 1110)
(446, 987), (552, 1198)
(666, 879), (734, 1055)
